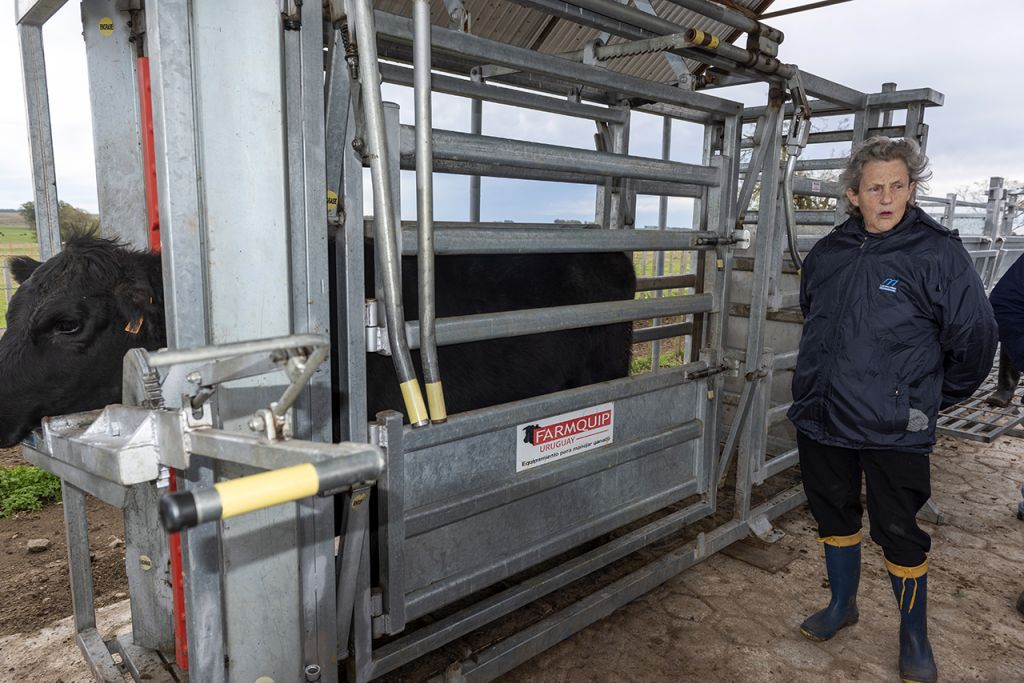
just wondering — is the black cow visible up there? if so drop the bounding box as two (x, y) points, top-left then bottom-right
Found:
(0, 234), (635, 447)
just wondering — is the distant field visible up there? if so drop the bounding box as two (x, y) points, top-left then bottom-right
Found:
(0, 211), (28, 227)
(0, 226), (39, 328)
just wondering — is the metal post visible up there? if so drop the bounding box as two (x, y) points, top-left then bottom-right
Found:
(414, 0), (446, 423)
(985, 177), (1006, 241)
(651, 115), (671, 370)
(81, 0), (149, 248)
(470, 97), (482, 222)
(285, 0), (338, 675)
(18, 23), (61, 260)
(147, 1), (222, 680)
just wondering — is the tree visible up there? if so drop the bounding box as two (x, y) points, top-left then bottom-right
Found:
(17, 200), (100, 241)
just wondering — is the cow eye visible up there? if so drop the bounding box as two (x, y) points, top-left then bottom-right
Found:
(54, 319), (82, 335)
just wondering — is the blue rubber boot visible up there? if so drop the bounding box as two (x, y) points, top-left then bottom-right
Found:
(888, 560), (937, 683)
(800, 533), (861, 641)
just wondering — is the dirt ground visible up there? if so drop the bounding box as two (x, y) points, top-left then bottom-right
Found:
(0, 448), (126, 639)
(1, 433), (1023, 682)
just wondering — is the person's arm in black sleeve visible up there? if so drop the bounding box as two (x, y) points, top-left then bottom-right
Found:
(937, 249), (999, 409)
(990, 254), (1024, 369)
(799, 247), (814, 318)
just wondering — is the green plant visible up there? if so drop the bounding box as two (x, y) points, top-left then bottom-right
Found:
(0, 466), (62, 517)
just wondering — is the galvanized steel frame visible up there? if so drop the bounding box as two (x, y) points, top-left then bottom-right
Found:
(11, 1), (948, 681)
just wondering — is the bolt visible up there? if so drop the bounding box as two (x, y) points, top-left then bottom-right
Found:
(249, 416), (266, 433)
(186, 371), (201, 384)
(139, 555), (153, 572)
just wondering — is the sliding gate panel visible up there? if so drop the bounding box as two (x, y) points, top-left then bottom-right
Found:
(381, 367), (710, 623)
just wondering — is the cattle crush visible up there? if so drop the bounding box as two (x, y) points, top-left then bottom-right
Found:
(10, 1), (1019, 682)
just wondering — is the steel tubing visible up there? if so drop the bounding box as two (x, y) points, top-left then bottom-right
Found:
(374, 10), (742, 117)
(564, 0), (795, 78)
(400, 294), (714, 350)
(660, 0), (782, 41)
(413, 0), (446, 423)
(378, 62), (628, 124)
(351, 0), (428, 426)
(396, 227), (719, 254)
(398, 126), (720, 186)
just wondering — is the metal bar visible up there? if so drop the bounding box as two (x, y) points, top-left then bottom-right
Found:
(395, 294), (714, 351)
(15, 0), (67, 25)
(632, 321), (692, 344)
(374, 10), (742, 117)
(148, 0), (209, 348)
(636, 274), (698, 291)
(395, 226), (720, 254)
(19, 24), (61, 260)
(400, 126), (721, 186)
(469, 97), (482, 222)
(376, 413), (407, 635)
(760, 0), (853, 19)
(146, 1), (221, 678)
(335, 486), (369, 660)
(81, 0), (149, 249)
(419, 156), (709, 194)
(761, 447), (799, 480)
(562, 0), (794, 79)
(660, 0), (769, 35)
(62, 483), (97, 633)
(353, 0), (428, 426)
(147, 334), (326, 368)
(77, 628), (123, 682)
(414, 0), (444, 424)
(651, 115), (671, 368)
(378, 63), (628, 123)
(336, 70), (370, 443)
(325, 28), (350, 218)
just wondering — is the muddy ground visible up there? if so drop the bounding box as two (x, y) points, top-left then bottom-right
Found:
(2, 432), (1023, 682)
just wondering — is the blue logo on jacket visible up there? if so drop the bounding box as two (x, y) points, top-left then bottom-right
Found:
(879, 278), (899, 293)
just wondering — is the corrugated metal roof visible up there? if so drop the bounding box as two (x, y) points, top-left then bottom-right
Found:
(372, 0), (778, 85)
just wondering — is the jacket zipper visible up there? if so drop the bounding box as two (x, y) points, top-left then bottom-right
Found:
(820, 233), (869, 430)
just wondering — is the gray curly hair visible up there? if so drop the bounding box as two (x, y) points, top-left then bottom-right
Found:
(839, 136), (932, 217)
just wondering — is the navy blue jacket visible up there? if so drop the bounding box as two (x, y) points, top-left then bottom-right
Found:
(990, 253), (1024, 368)
(788, 206), (997, 453)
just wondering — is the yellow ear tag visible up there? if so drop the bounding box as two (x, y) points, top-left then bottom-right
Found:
(124, 316), (144, 335)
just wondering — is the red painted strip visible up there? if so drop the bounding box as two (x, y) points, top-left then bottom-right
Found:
(136, 57), (161, 253)
(168, 471), (189, 670)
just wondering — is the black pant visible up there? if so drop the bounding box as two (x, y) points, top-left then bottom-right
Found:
(798, 431), (932, 567)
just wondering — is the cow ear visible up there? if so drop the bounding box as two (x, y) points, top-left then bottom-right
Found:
(10, 256), (41, 284)
(113, 279), (157, 337)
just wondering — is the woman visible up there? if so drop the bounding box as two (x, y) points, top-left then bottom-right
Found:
(787, 136), (997, 683)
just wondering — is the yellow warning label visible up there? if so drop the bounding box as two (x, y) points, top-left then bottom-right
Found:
(99, 17), (115, 36)
(327, 190), (339, 212)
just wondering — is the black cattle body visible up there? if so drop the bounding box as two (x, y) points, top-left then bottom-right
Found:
(0, 234), (636, 448)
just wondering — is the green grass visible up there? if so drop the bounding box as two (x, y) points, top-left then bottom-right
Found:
(0, 465), (62, 517)
(0, 226), (36, 243)
(630, 348), (688, 375)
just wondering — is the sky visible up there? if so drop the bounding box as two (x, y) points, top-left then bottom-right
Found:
(1, 0), (1022, 229)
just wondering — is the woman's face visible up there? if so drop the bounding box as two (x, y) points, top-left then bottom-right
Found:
(846, 159), (916, 234)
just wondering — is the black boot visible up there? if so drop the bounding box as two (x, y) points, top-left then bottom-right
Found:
(986, 349), (1020, 407)
(800, 533), (861, 641)
(888, 560), (937, 683)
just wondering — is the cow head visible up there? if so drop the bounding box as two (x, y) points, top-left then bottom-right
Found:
(0, 234), (165, 447)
